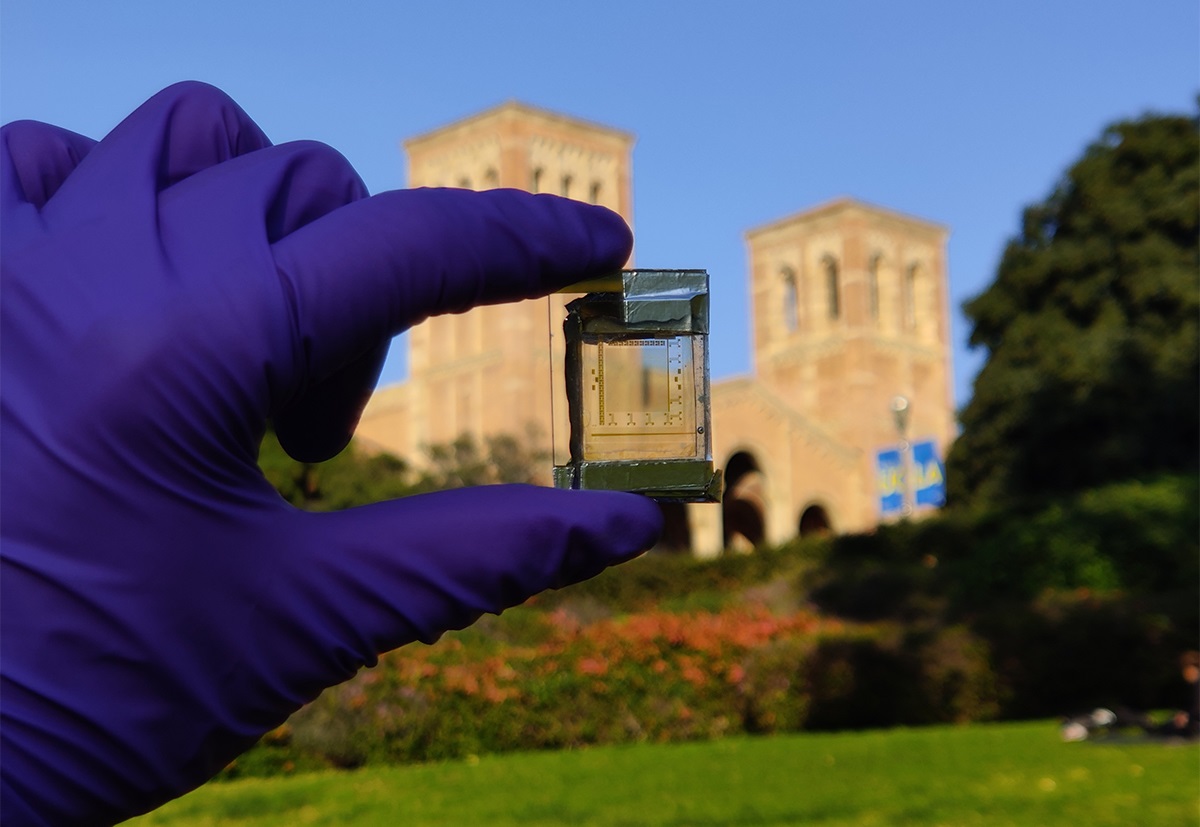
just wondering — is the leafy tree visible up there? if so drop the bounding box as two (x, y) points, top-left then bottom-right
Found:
(948, 105), (1199, 506)
(257, 426), (549, 509)
(414, 427), (549, 492)
(258, 428), (419, 510)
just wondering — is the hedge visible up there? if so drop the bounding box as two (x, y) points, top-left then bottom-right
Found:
(224, 474), (1196, 777)
(224, 607), (1000, 777)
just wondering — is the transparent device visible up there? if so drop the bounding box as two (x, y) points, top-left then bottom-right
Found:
(551, 270), (722, 502)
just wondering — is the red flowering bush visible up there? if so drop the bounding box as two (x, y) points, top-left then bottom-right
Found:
(223, 605), (998, 776)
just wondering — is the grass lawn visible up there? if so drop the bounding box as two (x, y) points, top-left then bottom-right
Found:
(127, 721), (1197, 826)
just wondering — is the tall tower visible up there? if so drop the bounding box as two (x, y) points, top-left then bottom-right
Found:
(732, 198), (955, 535)
(356, 103), (635, 465)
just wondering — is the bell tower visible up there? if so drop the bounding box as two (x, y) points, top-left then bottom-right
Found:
(358, 103), (635, 463)
(744, 198), (955, 521)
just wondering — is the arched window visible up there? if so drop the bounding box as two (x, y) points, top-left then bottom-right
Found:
(561, 174), (573, 198)
(822, 255), (840, 320)
(867, 254), (881, 323)
(722, 451), (766, 552)
(484, 168), (498, 189)
(780, 266), (799, 333)
(798, 503), (832, 538)
(589, 181), (602, 204)
(903, 263), (918, 331)
(458, 176), (471, 189)
(530, 167), (543, 193)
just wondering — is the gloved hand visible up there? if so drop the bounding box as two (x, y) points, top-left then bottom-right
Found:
(0, 82), (662, 825)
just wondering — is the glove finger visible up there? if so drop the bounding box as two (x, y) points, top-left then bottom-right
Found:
(269, 186), (632, 397)
(152, 139), (371, 461)
(47, 81), (271, 218)
(272, 342), (389, 462)
(0, 120), (97, 210)
(158, 138), (369, 252)
(281, 486), (661, 678)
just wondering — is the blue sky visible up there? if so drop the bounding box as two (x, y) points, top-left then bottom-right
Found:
(2, 1), (1196, 407)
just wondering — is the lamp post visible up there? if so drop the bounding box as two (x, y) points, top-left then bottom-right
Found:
(890, 395), (912, 517)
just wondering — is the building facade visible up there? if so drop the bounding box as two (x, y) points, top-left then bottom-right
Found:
(356, 103), (955, 557)
(697, 199), (956, 557)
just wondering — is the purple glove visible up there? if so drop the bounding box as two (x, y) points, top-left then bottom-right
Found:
(0, 82), (662, 825)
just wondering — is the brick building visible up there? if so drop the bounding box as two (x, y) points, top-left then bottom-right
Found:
(356, 102), (955, 556)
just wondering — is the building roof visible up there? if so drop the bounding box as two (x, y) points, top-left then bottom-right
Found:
(744, 197), (948, 240)
(403, 100), (636, 151)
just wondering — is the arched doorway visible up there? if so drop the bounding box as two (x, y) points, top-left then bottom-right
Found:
(798, 503), (832, 538)
(723, 451), (766, 552)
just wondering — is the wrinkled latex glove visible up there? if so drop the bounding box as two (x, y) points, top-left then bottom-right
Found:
(0, 82), (662, 825)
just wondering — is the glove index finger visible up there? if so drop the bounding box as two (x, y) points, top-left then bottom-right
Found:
(269, 187), (632, 385)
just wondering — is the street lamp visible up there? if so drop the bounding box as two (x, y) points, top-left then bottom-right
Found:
(890, 395), (912, 517)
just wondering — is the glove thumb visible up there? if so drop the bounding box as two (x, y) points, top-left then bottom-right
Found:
(281, 485), (662, 680)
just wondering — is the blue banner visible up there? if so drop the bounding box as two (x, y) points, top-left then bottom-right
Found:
(876, 448), (903, 516)
(877, 440), (945, 515)
(912, 440), (946, 507)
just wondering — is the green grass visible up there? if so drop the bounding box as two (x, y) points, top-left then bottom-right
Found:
(127, 721), (1196, 826)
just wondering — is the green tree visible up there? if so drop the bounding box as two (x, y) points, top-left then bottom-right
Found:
(257, 427), (549, 509)
(258, 428), (419, 510)
(415, 427), (549, 492)
(948, 105), (1199, 506)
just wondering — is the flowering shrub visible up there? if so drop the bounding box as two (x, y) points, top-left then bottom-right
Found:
(222, 472), (1198, 779)
(224, 606), (999, 777)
